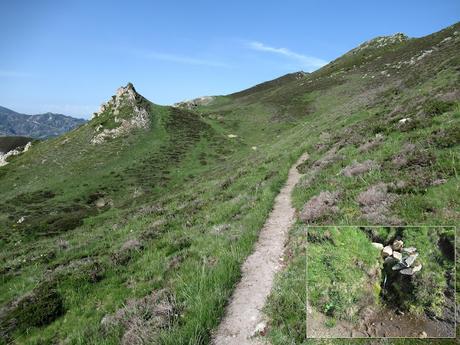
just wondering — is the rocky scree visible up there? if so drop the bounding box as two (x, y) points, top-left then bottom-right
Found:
(173, 96), (215, 110)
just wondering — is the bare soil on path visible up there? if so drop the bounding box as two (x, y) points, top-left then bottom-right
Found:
(212, 153), (309, 345)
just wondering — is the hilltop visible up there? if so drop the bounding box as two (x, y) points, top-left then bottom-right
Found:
(0, 106), (86, 138)
(0, 22), (459, 345)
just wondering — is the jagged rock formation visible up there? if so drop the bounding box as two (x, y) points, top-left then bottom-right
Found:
(90, 83), (151, 144)
(173, 96), (215, 110)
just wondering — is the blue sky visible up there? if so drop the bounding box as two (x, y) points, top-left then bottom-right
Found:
(0, 0), (459, 119)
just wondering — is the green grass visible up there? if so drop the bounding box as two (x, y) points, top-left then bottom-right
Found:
(0, 90), (309, 344)
(266, 225), (456, 345)
(261, 22), (460, 345)
(306, 227), (381, 321)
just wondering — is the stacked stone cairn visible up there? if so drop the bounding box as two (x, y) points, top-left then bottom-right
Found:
(372, 240), (422, 276)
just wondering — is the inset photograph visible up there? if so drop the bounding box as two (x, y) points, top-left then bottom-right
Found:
(306, 226), (456, 338)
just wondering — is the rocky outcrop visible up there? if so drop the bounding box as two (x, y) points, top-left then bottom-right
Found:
(173, 96), (215, 110)
(0, 141), (31, 166)
(90, 83), (150, 144)
(347, 33), (408, 55)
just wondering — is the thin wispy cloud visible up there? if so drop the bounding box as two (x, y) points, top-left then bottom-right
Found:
(140, 52), (230, 68)
(247, 41), (327, 70)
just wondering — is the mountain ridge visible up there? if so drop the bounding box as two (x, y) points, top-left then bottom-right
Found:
(0, 105), (86, 139)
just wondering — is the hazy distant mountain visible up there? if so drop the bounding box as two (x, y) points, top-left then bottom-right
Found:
(0, 106), (86, 138)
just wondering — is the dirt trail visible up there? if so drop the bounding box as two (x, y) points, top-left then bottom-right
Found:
(212, 152), (309, 345)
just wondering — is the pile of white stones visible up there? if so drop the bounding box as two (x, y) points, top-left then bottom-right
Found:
(372, 240), (422, 276)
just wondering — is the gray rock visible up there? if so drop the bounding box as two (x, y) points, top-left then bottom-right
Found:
(400, 268), (414, 275)
(393, 251), (402, 261)
(382, 246), (393, 258)
(371, 242), (384, 250)
(419, 331), (427, 339)
(95, 198), (106, 208)
(402, 247), (417, 254)
(252, 321), (268, 337)
(412, 264), (422, 273)
(173, 96), (215, 110)
(384, 256), (396, 264)
(392, 240), (403, 251)
(404, 253), (418, 267)
(392, 263), (406, 271)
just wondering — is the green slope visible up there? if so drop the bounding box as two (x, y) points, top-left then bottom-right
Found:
(197, 22), (460, 344)
(0, 81), (308, 344)
(0, 22), (459, 345)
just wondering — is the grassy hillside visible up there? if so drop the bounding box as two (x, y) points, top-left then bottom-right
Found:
(0, 21), (459, 345)
(260, 24), (459, 344)
(198, 22), (459, 344)
(0, 82), (309, 344)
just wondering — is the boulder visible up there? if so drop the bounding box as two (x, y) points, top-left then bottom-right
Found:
(402, 247), (417, 254)
(95, 198), (106, 208)
(371, 242), (384, 250)
(382, 246), (393, 258)
(412, 264), (422, 273)
(392, 263), (406, 271)
(404, 253), (418, 267)
(398, 118), (411, 124)
(392, 240), (403, 251)
(385, 256), (397, 264)
(252, 321), (267, 337)
(393, 251), (402, 261)
(400, 268), (414, 275)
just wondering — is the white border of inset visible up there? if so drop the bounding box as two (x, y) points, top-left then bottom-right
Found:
(305, 225), (457, 339)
